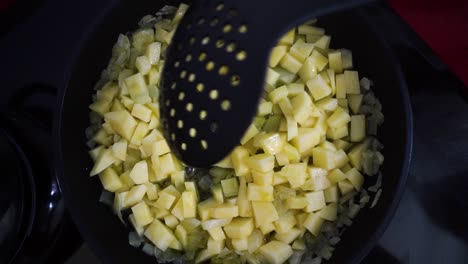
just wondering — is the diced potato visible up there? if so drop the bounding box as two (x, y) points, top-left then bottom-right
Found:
(159, 153), (178, 175)
(123, 184), (148, 208)
(285, 114), (298, 141)
(326, 125), (348, 140)
(90, 149), (118, 176)
(266, 68), (280, 86)
(131, 103), (152, 122)
(344, 70), (360, 94)
(328, 51), (343, 73)
(287, 83), (305, 96)
(241, 124), (259, 146)
(129, 160), (148, 184)
(334, 139), (350, 151)
(275, 227), (301, 244)
(348, 94), (363, 114)
(169, 238), (183, 251)
(207, 237), (225, 255)
(298, 56), (318, 82)
(327, 107), (351, 129)
(307, 167), (332, 191)
(275, 152), (289, 166)
(156, 192), (177, 210)
(259, 221), (276, 235)
(350, 115), (366, 142)
(145, 182), (159, 200)
(131, 201), (154, 226)
(285, 196), (308, 209)
(269, 46), (288, 67)
(280, 163), (307, 188)
(280, 54), (302, 74)
(258, 101), (273, 116)
(251, 170), (273, 186)
(89, 145), (104, 161)
(135, 56), (151, 75)
(324, 185), (340, 203)
(120, 171), (135, 189)
(146, 42), (161, 65)
(207, 226), (227, 241)
(170, 171), (185, 190)
(223, 217), (254, 239)
(251, 201), (279, 227)
(175, 224), (188, 247)
(170, 198), (184, 220)
(304, 191), (326, 212)
(231, 237), (249, 251)
(335, 73), (346, 99)
(319, 203), (337, 221)
(181, 191), (197, 218)
(338, 179), (355, 195)
(124, 73), (151, 104)
(291, 128), (320, 156)
(292, 239), (306, 250)
(211, 204), (239, 218)
(269, 85), (288, 104)
(291, 91), (313, 123)
(245, 154), (275, 173)
(346, 168), (365, 190)
(274, 212), (297, 234)
(316, 97), (338, 112)
(129, 214), (144, 236)
(273, 172), (288, 186)
(258, 241), (293, 264)
(130, 122), (149, 146)
(303, 212), (324, 236)
(144, 219), (176, 251)
(89, 100), (112, 117)
(104, 110), (138, 141)
(307, 74), (332, 101)
(212, 184), (224, 204)
(289, 39), (314, 62)
(340, 49), (353, 69)
(312, 148), (336, 170)
(327, 169), (346, 183)
(198, 198), (217, 220)
(279, 29), (295, 45)
(348, 141), (369, 171)
(231, 146), (250, 176)
(247, 229), (264, 253)
(153, 207), (171, 219)
(298, 24), (324, 35)
(221, 178), (239, 197)
(99, 167), (123, 192)
(112, 139), (127, 161)
(247, 183), (274, 202)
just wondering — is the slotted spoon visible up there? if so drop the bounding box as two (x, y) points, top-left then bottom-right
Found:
(160, 0), (372, 167)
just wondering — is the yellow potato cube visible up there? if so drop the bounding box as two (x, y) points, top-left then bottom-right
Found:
(104, 110), (138, 141)
(275, 152), (290, 166)
(334, 149), (350, 169)
(131, 103), (152, 122)
(346, 168), (365, 190)
(327, 168), (347, 183)
(131, 201), (154, 227)
(311, 50), (329, 71)
(348, 94), (363, 114)
(338, 179), (355, 195)
(245, 154), (275, 173)
(241, 124), (259, 145)
(279, 29), (295, 45)
(273, 172), (288, 186)
(237, 176), (253, 217)
(328, 51), (343, 73)
(146, 42), (161, 65)
(207, 226), (226, 241)
(135, 56), (151, 75)
(274, 212), (297, 234)
(292, 239), (306, 250)
(289, 39), (314, 62)
(298, 56), (318, 82)
(316, 97), (338, 113)
(307, 74), (332, 101)
(327, 107), (351, 128)
(251, 170), (274, 186)
(175, 224), (188, 247)
(207, 237), (225, 255)
(130, 122), (149, 146)
(89, 99), (112, 117)
(247, 183), (274, 202)
(123, 184), (148, 208)
(144, 219), (176, 251)
(344, 70), (360, 94)
(335, 73), (346, 99)
(153, 207), (170, 219)
(164, 214), (179, 229)
(298, 24), (325, 35)
(124, 73), (151, 104)
(212, 184), (224, 204)
(159, 153), (178, 176)
(280, 163), (307, 188)
(170, 198), (184, 221)
(312, 148), (336, 170)
(307, 167), (332, 191)
(291, 128), (321, 156)
(269, 46), (288, 67)
(285, 114), (298, 141)
(275, 228), (301, 244)
(304, 191), (326, 212)
(251, 201), (279, 227)
(319, 203), (337, 221)
(221, 177), (239, 198)
(303, 212), (324, 236)
(285, 196), (308, 210)
(145, 183), (159, 200)
(169, 238), (183, 251)
(283, 143), (301, 163)
(129, 160), (148, 184)
(350, 115), (366, 142)
(231, 146), (250, 177)
(112, 139), (127, 161)
(99, 167), (123, 192)
(232, 237), (249, 251)
(348, 141), (369, 171)
(181, 191), (197, 218)
(223, 217), (254, 239)
(280, 53), (302, 74)
(198, 198), (217, 220)
(120, 171), (135, 189)
(291, 91), (313, 124)
(268, 85), (288, 104)
(129, 214), (144, 236)
(324, 185), (340, 203)
(260, 133), (286, 155)
(326, 125), (349, 140)
(258, 101), (273, 116)
(266, 68), (280, 86)
(259, 221), (276, 235)
(258, 241), (293, 264)
(170, 171), (185, 190)
(211, 204), (239, 219)
(156, 192), (177, 210)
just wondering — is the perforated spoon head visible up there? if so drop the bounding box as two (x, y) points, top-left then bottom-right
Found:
(160, 0), (372, 167)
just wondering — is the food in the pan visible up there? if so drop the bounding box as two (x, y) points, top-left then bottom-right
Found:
(86, 3), (384, 264)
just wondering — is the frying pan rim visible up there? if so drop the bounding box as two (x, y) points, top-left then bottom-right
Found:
(53, 5), (413, 264)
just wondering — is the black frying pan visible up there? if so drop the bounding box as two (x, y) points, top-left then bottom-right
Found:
(54, 1), (413, 263)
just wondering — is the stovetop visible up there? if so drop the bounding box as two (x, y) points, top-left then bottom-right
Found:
(1, 0), (467, 263)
